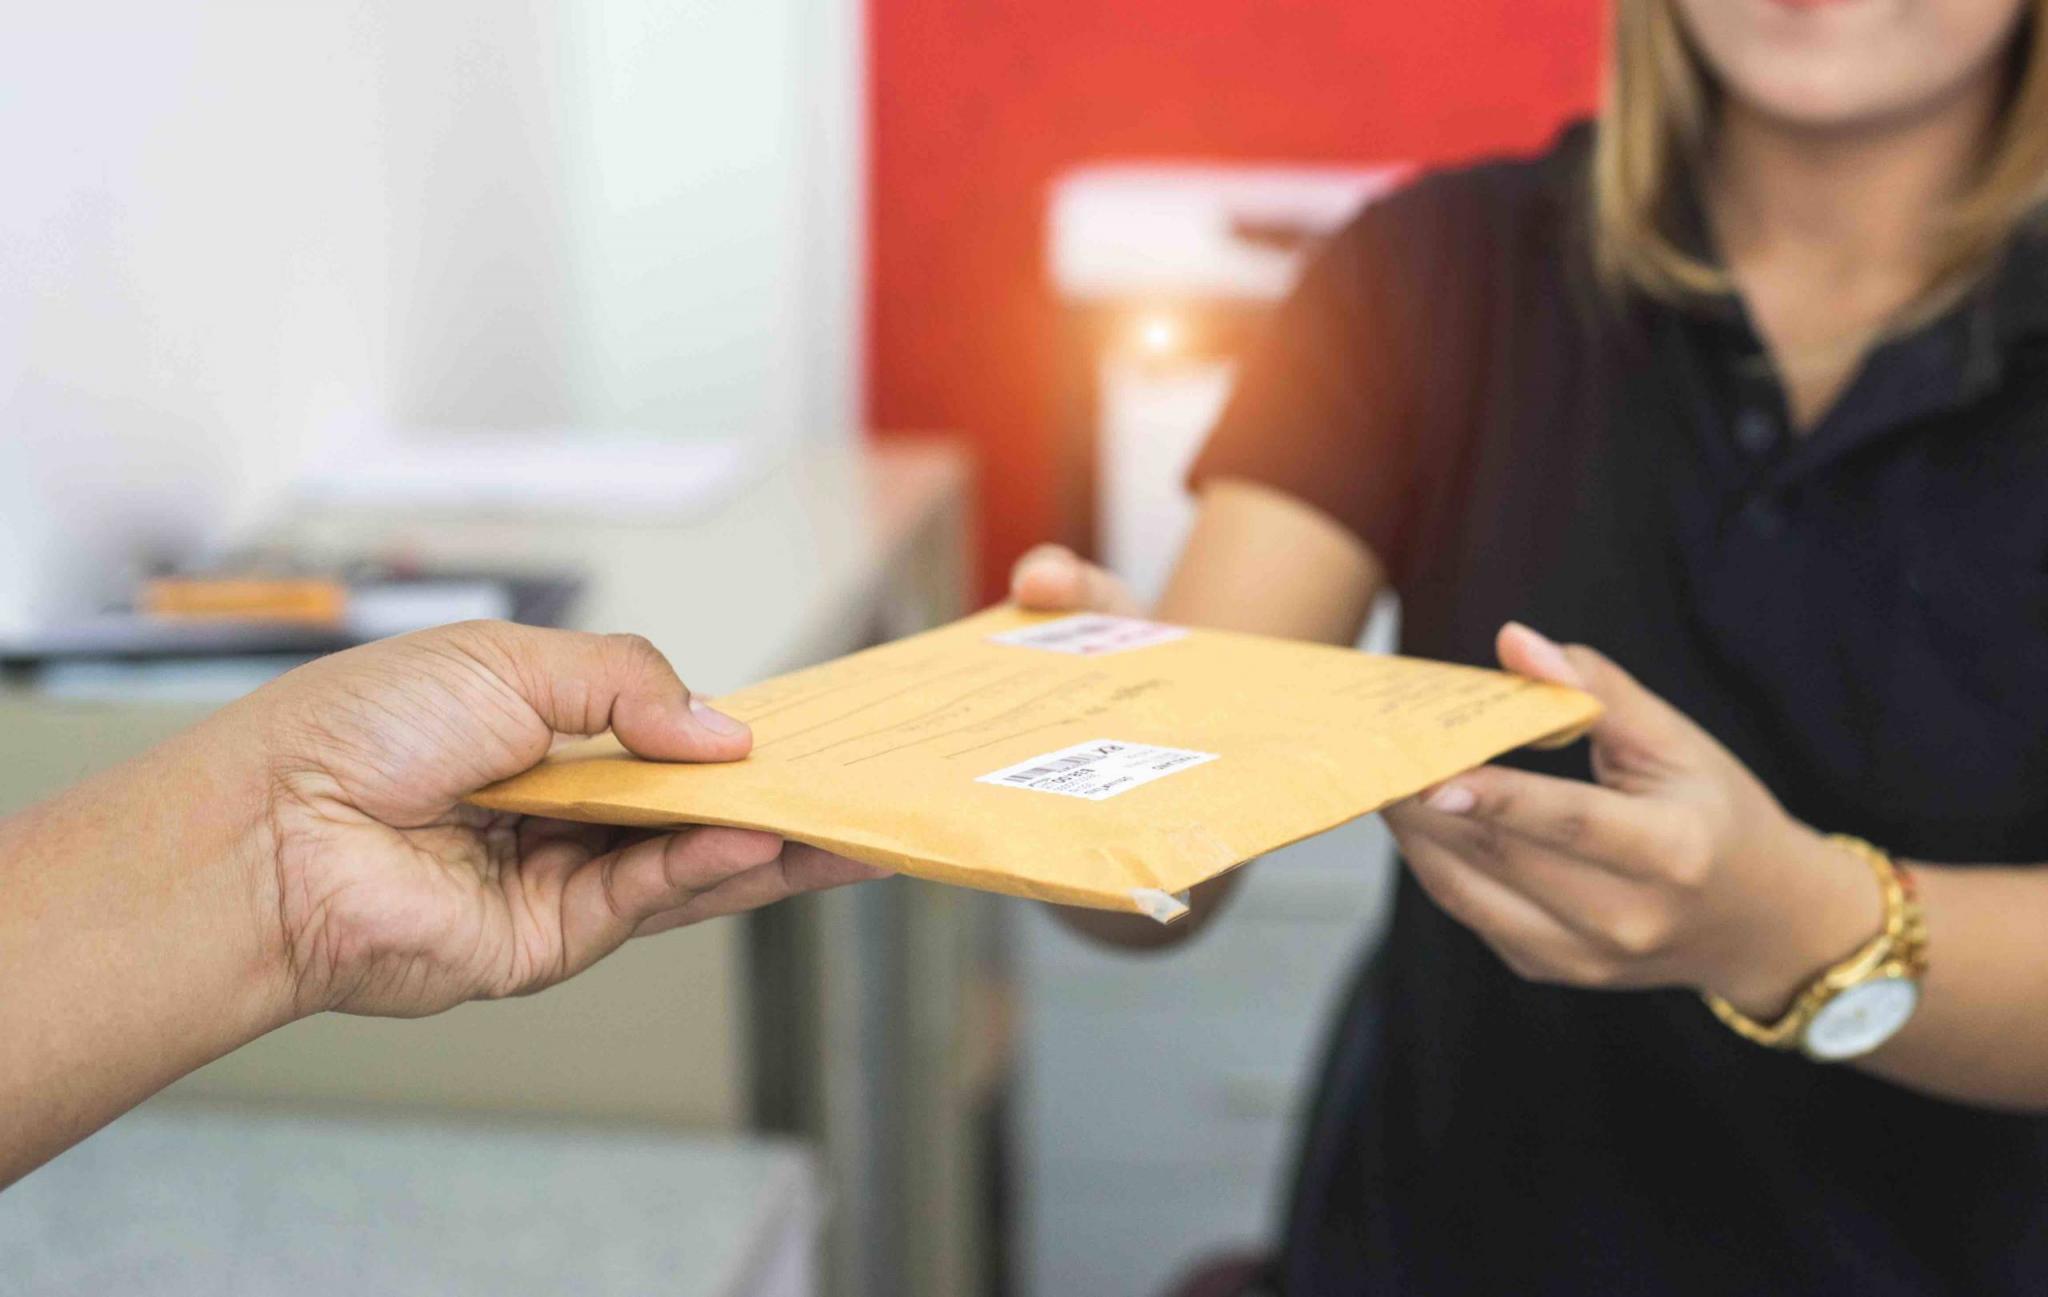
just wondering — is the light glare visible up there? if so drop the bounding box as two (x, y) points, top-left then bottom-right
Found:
(1137, 314), (1180, 356)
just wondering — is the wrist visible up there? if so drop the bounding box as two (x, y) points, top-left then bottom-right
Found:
(0, 704), (300, 1162)
(166, 702), (306, 1036)
(1705, 821), (1887, 1019)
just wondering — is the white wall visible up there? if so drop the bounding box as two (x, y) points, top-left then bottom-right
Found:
(0, 0), (863, 634)
(550, 0), (866, 440)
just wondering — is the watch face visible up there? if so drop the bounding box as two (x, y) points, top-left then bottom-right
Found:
(1803, 977), (1920, 1061)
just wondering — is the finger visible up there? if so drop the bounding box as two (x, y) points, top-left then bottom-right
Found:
(1492, 623), (1595, 749)
(1395, 827), (1605, 983)
(553, 825), (784, 973)
(1418, 766), (1696, 881)
(1010, 544), (1141, 615)
(1011, 544), (1083, 608)
(517, 815), (615, 858)
(448, 622), (753, 764)
(512, 817), (622, 890)
(631, 843), (892, 936)
(1495, 620), (1586, 688)
(632, 908), (700, 940)
(1391, 799), (1666, 958)
(1496, 624), (1695, 768)
(778, 841), (895, 891)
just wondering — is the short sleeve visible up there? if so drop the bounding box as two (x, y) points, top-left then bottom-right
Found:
(1187, 183), (1449, 586)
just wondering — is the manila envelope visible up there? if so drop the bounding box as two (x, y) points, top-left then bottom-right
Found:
(471, 608), (1600, 920)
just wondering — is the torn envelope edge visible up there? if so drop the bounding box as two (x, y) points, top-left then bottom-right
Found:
(1129, 889), (1193, 922)
(468, 700), (1599, 921)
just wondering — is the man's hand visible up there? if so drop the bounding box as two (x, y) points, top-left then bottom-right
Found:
(1385, 623), (1882, 1018)
(0, 618), (888, 1186)
(246, 622), (887, 1019)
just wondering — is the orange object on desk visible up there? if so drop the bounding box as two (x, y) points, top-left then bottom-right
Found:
(140, 577), (348, 625)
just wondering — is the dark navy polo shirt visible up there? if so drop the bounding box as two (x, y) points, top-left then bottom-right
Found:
(1192, 123), (2048, 1295)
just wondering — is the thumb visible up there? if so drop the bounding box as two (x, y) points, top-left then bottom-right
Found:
(449, 622), (752, 764)
(1010, 543), (1142, 615)
(1496, 623), (1693, 761)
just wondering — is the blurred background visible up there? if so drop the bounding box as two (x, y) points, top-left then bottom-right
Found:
(0, 3), (1597, 1295)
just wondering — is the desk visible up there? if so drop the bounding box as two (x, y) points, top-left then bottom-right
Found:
(0, 1105), (820, 1297)
(0, 439), (995, 1297)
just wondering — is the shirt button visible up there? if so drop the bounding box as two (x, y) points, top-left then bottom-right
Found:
(1734, 408), (1777, 455)
(1741, 498), (1786, 538)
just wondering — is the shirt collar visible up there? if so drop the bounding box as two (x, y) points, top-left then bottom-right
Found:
(1652, 173), (2048, 483)
(1664, 165), (2048, 352)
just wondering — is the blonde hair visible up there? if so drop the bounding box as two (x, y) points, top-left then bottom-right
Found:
(1592, 0), (2048, 309)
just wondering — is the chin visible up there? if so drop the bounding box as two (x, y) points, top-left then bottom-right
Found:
(1725, 61), (1922, 129)
(1679, 0), (2027, 133)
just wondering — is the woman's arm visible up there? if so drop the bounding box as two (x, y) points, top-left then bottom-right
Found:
(0, 621), (884, 1188)
(1390, 623), (2048, 1111)
(1844, 865), (2048, 1109)
(1013, 477), (1388, 948)
(1154, 477), (1386, 643)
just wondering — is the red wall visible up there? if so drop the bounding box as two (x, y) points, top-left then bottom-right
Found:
(867, 0), (1605, 600)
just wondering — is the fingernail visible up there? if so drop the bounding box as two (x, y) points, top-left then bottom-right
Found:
(688, 698), (749, 737)
(1505, 622), (1585, 687)
(1426, 783), (1477, 815)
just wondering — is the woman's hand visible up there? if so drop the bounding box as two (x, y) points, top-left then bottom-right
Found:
(247, 621), (888, 1020)
(1010, 543), (1142, 616)
(1384, 623), (1882, 1017)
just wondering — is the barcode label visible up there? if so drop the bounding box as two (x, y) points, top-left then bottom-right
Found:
(990, 614), (1189, 656)
(977, 739), (1217, 801)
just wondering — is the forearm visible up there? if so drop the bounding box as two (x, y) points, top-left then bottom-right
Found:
(1154, 477), (1382, 645)
(0, 707), (288, 1187)
(1695, 827), (2048, 1110)
(1855, 861), (2048, 1110)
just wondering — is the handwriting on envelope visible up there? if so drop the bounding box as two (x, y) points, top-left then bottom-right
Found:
(470, 607), (1601, 919)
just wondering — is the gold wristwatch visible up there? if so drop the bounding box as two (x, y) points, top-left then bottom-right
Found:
(1702, 835), (1929, 1062)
